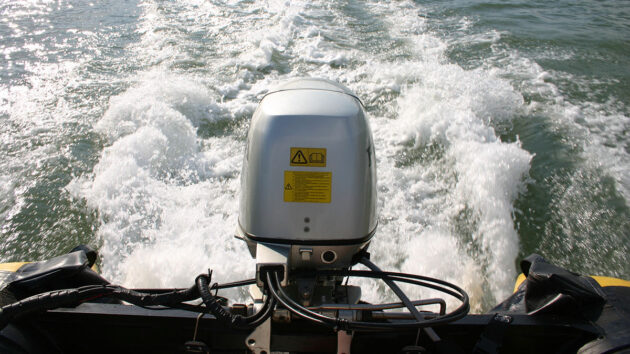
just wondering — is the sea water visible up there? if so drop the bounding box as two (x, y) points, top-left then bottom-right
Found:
(1, 0), (629, 311)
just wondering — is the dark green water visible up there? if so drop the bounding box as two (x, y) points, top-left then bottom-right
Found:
(441, 0), (630, 276)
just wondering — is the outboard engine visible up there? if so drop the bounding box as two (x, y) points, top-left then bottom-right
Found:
(236, 83), (468, 351)
(238, 78), (377, 286)
(0, 79), (469, 354)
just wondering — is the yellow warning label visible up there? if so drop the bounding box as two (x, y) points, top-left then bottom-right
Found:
(284, 171), (332, 203)
(290, 148), (327, 167)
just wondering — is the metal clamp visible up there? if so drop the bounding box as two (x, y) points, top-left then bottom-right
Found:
(245, 317), (271, 354)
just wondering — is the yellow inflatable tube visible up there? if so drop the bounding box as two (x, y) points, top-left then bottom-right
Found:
(514, 273), (630, 292)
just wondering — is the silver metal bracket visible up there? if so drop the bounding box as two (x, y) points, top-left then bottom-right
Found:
(255, 242), (289, 287)
(336, 308), (354, 354)
(245, 317), (271, 354)
(337, 330), (353, 354)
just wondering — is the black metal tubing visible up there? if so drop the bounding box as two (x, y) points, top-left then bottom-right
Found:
(266, 270), (469, 330)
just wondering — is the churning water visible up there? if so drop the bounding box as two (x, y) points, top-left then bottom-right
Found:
(1, 0), (629, 311)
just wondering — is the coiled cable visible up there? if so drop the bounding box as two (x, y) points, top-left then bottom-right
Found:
(265, 262), (469, 331)
(196, 273), (275, 329)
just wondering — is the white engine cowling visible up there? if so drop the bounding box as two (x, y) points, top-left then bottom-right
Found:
(238, 78), (377, 272)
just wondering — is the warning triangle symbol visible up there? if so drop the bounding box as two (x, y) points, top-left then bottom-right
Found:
(291, 150), (308, 164)
(285, 184), (292, 190)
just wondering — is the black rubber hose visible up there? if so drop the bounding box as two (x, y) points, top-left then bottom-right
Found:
(246, 295), (276, 328)
(248, 290), (276, 324)
(361, 257), (441, 342)
(267, 270), (469, 330)
(0, 287), (96, 330)
(196, 274), (246, 328)
(197, 274), (276, 329)
(0, 284), (121, 330)
(269, 271), (357, 330)
(265, 272), (329, 327)
(361, 258), (427, 322)
(0, 276), (269, 331)
(314, 269), (470, 314)
(305, 269), (468, 302)
(109, 284), (199, 307)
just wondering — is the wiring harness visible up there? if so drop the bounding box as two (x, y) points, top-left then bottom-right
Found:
(263, 257), (469, 331)
(0, 258), (469, 333)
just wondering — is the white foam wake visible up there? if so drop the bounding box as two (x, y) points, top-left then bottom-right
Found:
(340, 2), (532, 309)
(70, 0), (534, 310)
(68, 73), (253, 293)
